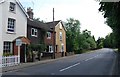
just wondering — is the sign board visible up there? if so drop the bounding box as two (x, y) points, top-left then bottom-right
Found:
(16, 39), (22, 46)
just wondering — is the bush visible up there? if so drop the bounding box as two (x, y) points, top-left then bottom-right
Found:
(3, 52), (13, 56)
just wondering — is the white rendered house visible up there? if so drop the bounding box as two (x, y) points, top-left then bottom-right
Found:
(0, 0), (28, 57)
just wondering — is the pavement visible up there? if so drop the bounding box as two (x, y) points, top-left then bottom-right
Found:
(1, 54), (77, 73)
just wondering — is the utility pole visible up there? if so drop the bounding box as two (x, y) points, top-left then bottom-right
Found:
(53, 8), (55, 59)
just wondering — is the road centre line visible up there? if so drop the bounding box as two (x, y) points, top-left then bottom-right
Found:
(60, 54), (101, 72)
(60, 63), (80, 72)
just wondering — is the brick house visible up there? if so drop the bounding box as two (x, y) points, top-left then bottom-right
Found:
(46, 21), (66, 58)
(27, 8), (54, 60)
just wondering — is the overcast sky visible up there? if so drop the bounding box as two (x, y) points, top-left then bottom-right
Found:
(20, 0), (112, 40)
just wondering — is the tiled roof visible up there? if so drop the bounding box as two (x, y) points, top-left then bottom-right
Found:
(27, 19), (53, 31)
(46, 20), (67, 31)
(46, 20), (61, 29)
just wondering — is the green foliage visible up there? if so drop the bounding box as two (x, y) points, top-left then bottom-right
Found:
(103, 33), (117, 48)
(3, 52), (13, 56)
(86, 37), (97, 49)
(65, 18), (97, 54)
(99, 2), (120, 51)
(27, 44), (46, 52)
(65, 18), (80, 52)
(96, 37), (104, 49)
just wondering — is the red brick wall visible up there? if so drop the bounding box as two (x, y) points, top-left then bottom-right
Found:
(13, 42), (18, 55)
(44, 32), (54, 45)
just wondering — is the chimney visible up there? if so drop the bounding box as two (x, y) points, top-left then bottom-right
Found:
(27, 7), (34, 19)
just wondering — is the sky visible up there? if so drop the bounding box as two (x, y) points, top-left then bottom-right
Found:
(20, 0), (112, 40)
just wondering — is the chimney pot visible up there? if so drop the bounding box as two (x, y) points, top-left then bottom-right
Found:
(27, 7), (34, 19)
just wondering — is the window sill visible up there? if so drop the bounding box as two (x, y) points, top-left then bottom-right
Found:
(47, 37), (51, 39)
(6, 31), (16, 34)
(9, 10), (16, 14)
(31, 35), (38, 37)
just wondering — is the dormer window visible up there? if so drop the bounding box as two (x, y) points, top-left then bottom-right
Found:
(9, 2), (16, 12)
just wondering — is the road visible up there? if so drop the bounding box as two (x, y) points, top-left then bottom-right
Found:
(2, 48), (117, 75)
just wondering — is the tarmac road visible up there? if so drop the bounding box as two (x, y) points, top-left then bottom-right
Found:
(2, 48), (117, 76)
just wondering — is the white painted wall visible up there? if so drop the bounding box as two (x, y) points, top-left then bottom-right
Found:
(0, 0), (27, 57)
(0, 2), (3, 56)
(2, 0), (27, 42)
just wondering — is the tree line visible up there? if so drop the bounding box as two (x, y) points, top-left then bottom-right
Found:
(98, 1), (120, 51)
(65, 18), (97, 53)
(65, 18), (117, 54)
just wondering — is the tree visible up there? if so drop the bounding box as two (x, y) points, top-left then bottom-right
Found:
(65, 18), (97, 54)
(65, 18), (80, 52)
(103, 33), (117, 48)
(99, 2), (120, 51)
(86, 37), (97, 49)
(96, 37), (104, 49)
(81, 30), (96, 50)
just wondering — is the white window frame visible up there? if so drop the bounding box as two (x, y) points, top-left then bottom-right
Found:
(61, 45), (64, 52)
(7, 18), (16, 33)
(47, 32), (51, 39)
(3, 41), (12, 53)
(60, 32), (62, 41)
(9, 2), (16, 12)
(31, 28), (38, 37)
(49, 46), (53, 53)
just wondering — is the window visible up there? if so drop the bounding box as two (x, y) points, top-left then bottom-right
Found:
(31, 28), (37, 37)
(62, 45), (64, 52)
(47, 32), (51, 39)
(59, 24), (62, 29)
(60, 32), (62, 41)
(49, 46), (53, 53)
(7, 18), (15, 32)
(3, 42), (12, 53)
(9, 2), (16, 12)
(60, 44), (64, 52)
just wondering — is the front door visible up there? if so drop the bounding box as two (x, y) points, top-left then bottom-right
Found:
(20, 44), (25, 63)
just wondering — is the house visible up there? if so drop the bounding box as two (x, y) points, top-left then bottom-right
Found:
(27, 7), (54, 60)
(27, 7), (49, 45)
(0, 0), (30, 62)
(46, 21), (66, 58)
(44, 25), (55, 53)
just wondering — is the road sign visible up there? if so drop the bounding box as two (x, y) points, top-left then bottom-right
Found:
(16, 39), (22, 46)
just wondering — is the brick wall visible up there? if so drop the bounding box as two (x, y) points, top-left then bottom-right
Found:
(44, 32), (54, 46)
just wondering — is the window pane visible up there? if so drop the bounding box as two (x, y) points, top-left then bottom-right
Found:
(10, 2), (15, 11)
(7, 18), (15, 32)
(31, 28), (37, 37)
(3, 42), (11, 53)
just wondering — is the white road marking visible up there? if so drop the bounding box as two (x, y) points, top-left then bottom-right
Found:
(60, 54), (102, 72)
(85, 54), (101, 61)
(60, 63), (80, 72)
(85, 57), (93, 61)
